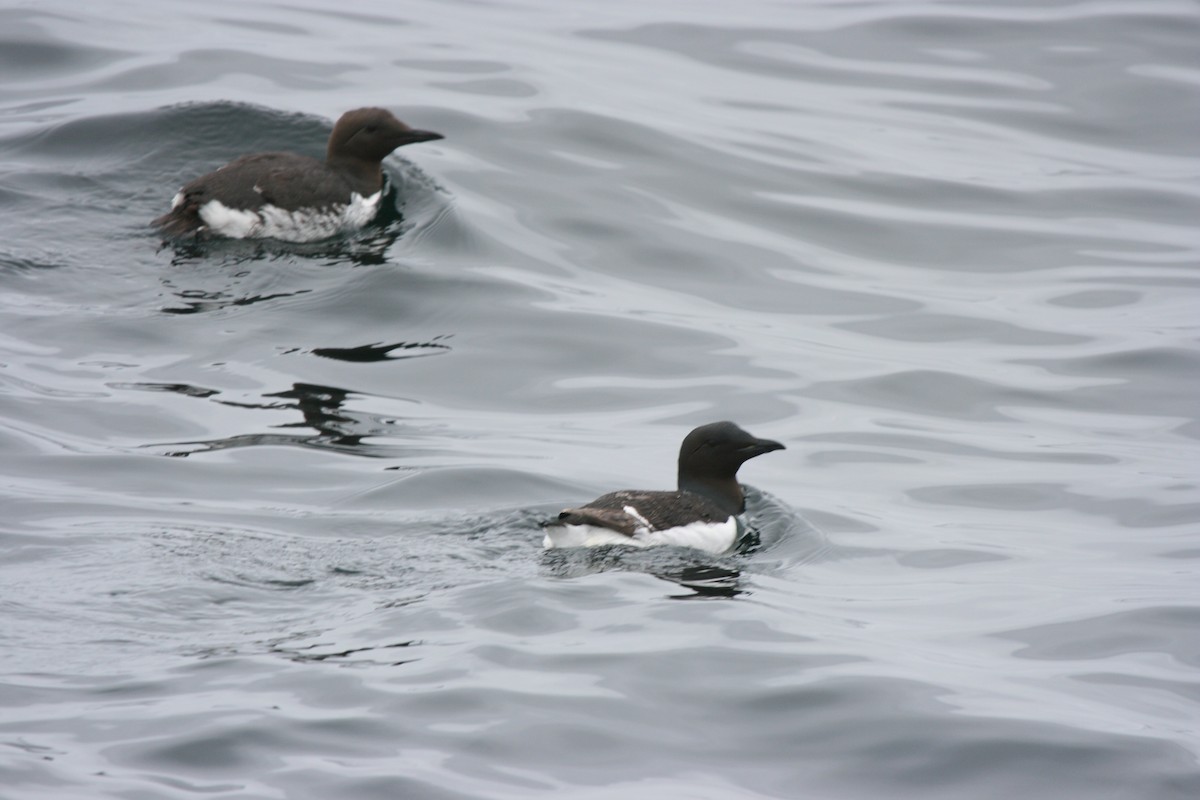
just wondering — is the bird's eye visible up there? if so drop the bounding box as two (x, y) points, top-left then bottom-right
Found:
(365, 124), (378, 133)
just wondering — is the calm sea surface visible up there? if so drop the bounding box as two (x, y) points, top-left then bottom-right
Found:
(1, 1), (1198, 798)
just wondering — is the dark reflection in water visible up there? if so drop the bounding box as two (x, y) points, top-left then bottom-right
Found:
(268, 638), (421, 667)
(108, 381), (218, 398)
(160, 286), (313, 315)
(143, 382), (417, 458)
(541, 544), (748, 598)
(312, 336), (452, 362)
(668, 565), (745, 599)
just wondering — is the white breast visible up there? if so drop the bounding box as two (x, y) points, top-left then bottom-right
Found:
(196, 191), (382, 243)
(543, 516), (739, 555)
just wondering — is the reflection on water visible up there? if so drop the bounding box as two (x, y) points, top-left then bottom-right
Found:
(160, 285), (314, 315)
(311, 337), (452, 362)
(268, 638), (422, 666)
(543, 545), (749, 598)
(142, 381), (418, 458)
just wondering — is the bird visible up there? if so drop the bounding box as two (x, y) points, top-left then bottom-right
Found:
(152, 107), (443, 242)
(543, 421), (785, 554)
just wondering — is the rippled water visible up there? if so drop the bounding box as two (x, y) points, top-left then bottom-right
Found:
(2, 1), (1198, 797)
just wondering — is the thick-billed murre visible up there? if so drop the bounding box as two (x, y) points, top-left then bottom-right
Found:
(543, 421), (785, 554)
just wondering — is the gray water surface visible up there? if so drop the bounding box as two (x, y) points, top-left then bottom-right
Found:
(1, 1), (1198, 798)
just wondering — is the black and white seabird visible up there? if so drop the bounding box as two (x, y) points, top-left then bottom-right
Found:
(543, 421), (786, 554)
(152, 107), (443, 242)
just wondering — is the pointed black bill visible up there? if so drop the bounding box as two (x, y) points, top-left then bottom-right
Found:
(740, 437), (785, 458)
(399, 129), (444, 145)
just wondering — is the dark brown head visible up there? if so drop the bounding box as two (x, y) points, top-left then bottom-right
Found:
(322, 107), (443, 197)
(326, 107), (443, 165)
(676, 421), (785, 514)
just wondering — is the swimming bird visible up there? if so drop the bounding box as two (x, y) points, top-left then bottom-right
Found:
(543, 421), (785, 554)
(153, 107), (443, 242)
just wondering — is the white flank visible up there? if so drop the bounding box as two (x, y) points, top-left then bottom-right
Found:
(342, 190), (383, 229)
(543, 525), (649, 550)
(543, 517), (739, 555)
(639, 517), (739, 554)
(197, 200), (262, 239)
(196, 190), (383, 243)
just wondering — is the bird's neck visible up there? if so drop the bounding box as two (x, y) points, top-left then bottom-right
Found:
(326, 155), (383, 197)
(678, 473), (745, 515)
